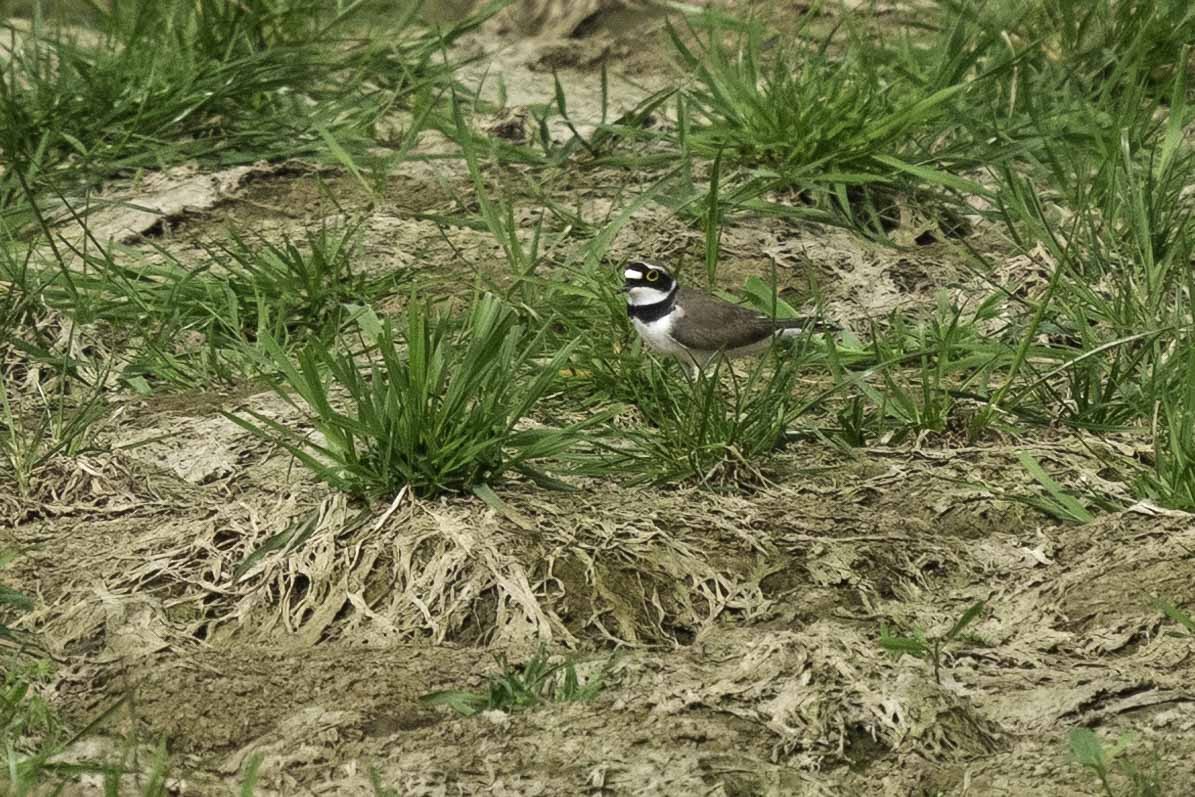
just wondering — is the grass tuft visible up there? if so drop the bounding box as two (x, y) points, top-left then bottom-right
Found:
(18, 224), (402, 391)
(1069, 727), (1165, 797)
(420, 645), (609, 717)
(230, 293), (607, 498)
(616, 349), (810, 487)
(0, 0), (492, 224)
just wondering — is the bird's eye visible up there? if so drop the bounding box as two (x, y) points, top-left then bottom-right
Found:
(646, 270), (659, 282)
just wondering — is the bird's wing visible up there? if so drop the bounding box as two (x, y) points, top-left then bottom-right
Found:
(668, 288), (839, 350)
(667, 288), (778, 351)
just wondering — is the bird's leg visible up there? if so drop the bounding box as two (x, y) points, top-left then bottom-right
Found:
(677, 353), (701, 381)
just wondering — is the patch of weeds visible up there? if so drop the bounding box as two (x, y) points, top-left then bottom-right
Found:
(879, 601), (986, 684)
(1, 362), (107, 497)
(231, 293), (609, 498)
(445, 94), (575, 301)
(1152, 599), (1195, 638)
(1015, 452), (1098, 524)
(832, 395), (877, 448)
(1069, 727), (1165, 797)
(981, 59), (1195, 508)
(0, 233), (96, 386)
(0, 0), (492, 219)
(1134, 345), (1195, 512)
(991, 172), (1192, 428)
(210, 227), (395, 342)
(663, 11), (989, 234)
(983, 0), (1195, 99)
(984, 61), (1194, 420)
(33, 225), (401, 391)
(902, 0), (1194, 188)
(420, 646), (609, 717)
(459, 54), (678, 171)
(616, 349), (810, 487)
(0, 239), (50, 356)
(855, 308), (1002, 443)
(821, 298), (1014, 448)
(538, 66), (678, 168)
(431, 84), (670, 302)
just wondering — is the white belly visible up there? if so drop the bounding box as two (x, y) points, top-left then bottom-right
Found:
(632, 315), (690, 358)
(632, 311), (786, 370)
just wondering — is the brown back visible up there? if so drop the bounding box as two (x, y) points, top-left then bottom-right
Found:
(667, 287), (791, 351)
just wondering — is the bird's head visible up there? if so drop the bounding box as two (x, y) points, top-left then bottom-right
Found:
(622, 261), (677, 305)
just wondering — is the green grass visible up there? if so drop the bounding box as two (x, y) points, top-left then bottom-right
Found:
(0, 241), (109, 494)
(0, 368), (107, 496)
(666, 15), (979, 188)
(5, 222), (406, 392)
(230, 293), (609, 498)
(1069, 727), (1165, 797)
(878, 601), (987, 685)
(649, 7), (1011, 238)
(0, 0), (495, 226)
(419, 646), (609, 717)
(977, 75), (1195, 509)
(613, 350), (813, 486)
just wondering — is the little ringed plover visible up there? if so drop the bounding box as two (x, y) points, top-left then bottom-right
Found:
(623, 261), (837, 374)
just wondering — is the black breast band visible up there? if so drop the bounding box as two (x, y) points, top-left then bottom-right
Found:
(628, 293), (675, 324)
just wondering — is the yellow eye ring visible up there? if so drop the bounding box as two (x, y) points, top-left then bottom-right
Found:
(645, 270), (659, 282)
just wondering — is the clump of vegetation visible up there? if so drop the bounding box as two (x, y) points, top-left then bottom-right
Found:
(4, 222), (408, 392)
(231, 293), (607, 498)
(1069, 727), (1165, 797)
(0, 0), (494, 222)
(615, 350), (811, 486)
(1, 355), (107, 496)
(79, 226), (400, 391)
(1153, 599), (1195, 637)
(666, 15), (979, 193)
(419, 646), (609, 717)
(879, 601), (987, 684)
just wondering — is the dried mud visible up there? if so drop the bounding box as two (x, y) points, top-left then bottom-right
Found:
(5, 2), (1195, 795)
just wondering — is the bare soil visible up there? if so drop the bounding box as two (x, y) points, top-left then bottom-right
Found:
(5, 2), (1195, 795)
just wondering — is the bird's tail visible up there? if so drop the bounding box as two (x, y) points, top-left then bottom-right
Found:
(775, 317), (841, 337)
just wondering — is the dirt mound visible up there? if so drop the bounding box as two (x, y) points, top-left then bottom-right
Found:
(12, 412), (1193, 793)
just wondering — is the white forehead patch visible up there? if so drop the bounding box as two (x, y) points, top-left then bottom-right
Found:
(624, 266), (645, 280)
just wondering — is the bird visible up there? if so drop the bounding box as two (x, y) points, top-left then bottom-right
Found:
(622, 261), (837, 375)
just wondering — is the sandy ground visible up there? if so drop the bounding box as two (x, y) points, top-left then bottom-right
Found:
(5, 1), (1195, 795)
